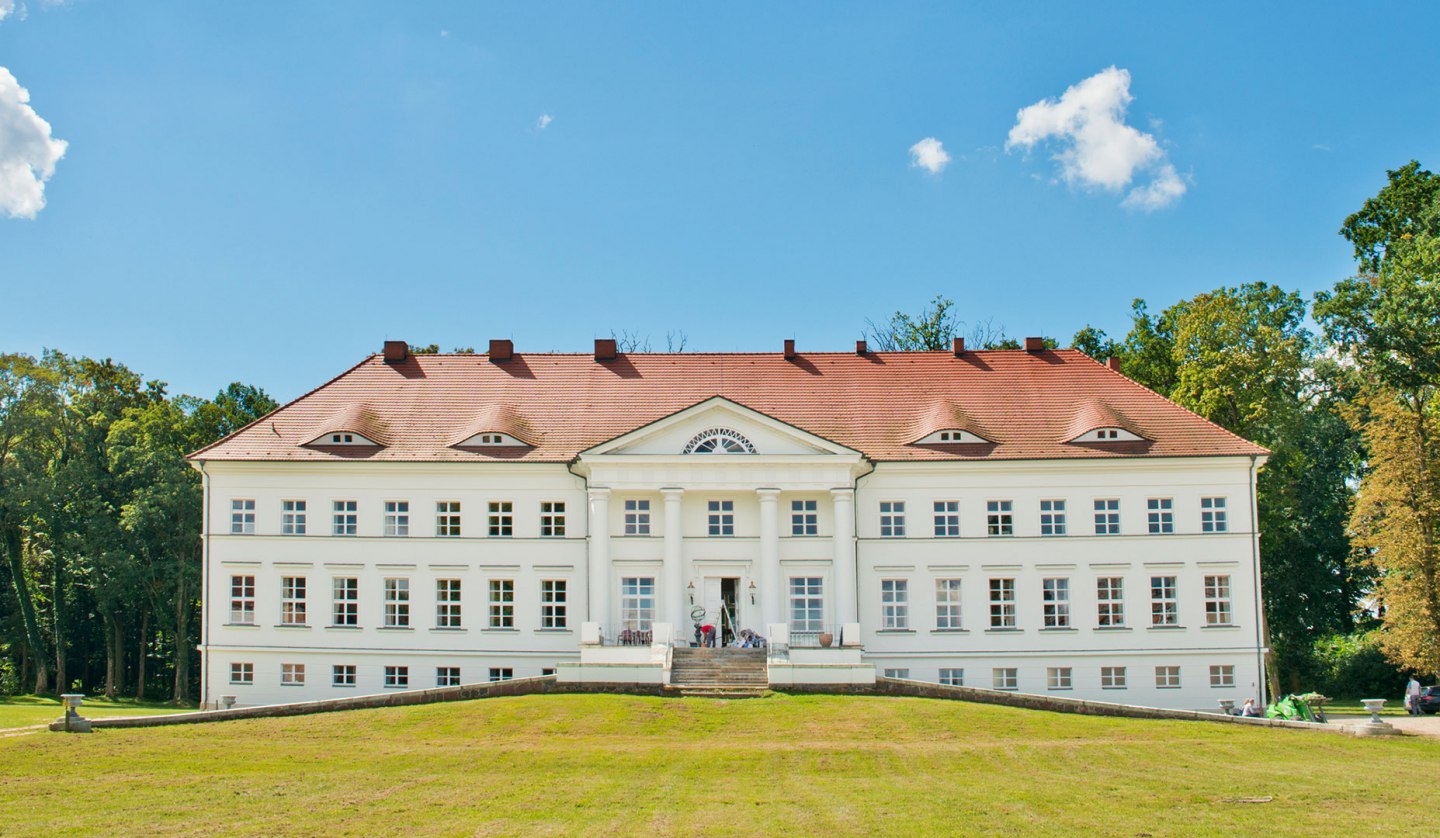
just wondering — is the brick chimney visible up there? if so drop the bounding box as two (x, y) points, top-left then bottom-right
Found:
(594, 338), (618, 361)
(856, 339), (867, 355)
(1024, 337), (1045, 352)
(1107, 356), (1122, 371)
(952, 337), (965, 356)
(784, 339), (796, 360)
(382, 341), (408, 364)
(488, 339), (513, 363)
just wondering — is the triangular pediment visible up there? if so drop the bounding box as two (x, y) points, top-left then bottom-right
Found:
(581, 396), (860, 457)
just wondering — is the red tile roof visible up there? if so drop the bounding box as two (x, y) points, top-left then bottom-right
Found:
(189, 349), (1268, 464)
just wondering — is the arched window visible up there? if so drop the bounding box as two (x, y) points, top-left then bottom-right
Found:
(682, 428), (757, 455)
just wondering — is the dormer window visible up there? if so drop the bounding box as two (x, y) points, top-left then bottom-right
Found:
(682, 428), (757, 454)
(1070, 427), (1143, 443)
(311, 431), (379, 447)
(456, 432), (528, 447)
(915, 429), (990, 445)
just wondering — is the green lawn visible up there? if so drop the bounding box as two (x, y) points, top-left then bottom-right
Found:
(1, 692), (1435, 835)
(0, 695), (194, 729)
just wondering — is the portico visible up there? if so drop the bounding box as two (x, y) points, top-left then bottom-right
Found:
(572, 396), (869, 645)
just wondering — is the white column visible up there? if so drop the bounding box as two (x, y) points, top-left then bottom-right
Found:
(831, 488), (858, 627)
(587, 488), (612, 632)
(662, 488), (685, 628)
(757, 488), (782, 629)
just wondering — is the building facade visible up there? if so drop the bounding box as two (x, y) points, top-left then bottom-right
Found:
(192, 339), (1268, 710)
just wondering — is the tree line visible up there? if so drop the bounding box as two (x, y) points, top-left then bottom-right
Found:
(0, 357), (274, 702)
(3, 162), (1436, 701)
(867, 161), (1440, 693)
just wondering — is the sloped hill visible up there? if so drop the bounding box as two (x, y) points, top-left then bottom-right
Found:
(2, 693), (1434, 835)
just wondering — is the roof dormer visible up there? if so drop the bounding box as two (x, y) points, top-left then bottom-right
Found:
(1069, 427), (1144, 443)
(456, 432), (529, 448)
(914, 429), (991, 445)
(449, 404), (537, 450)
(301, 404), (389, 449)
(1062, 398), (1149, 445)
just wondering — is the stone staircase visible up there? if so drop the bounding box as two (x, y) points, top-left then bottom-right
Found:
(666, 647), (769, 698)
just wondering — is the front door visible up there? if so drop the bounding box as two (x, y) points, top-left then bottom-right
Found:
(702, 576), (741, 646)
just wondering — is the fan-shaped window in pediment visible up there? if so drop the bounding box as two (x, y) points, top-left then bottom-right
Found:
(682, 428), (757, 455)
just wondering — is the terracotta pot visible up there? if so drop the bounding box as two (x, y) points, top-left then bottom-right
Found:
(819, 632), (834, 648)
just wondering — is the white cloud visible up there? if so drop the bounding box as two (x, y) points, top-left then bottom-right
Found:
(0, 0), (17, 22)
(909, 137), (950, 174)
(0, 66), (67, 219)
(536, 113), (553, 130)
(1006, 66), (1186, 210)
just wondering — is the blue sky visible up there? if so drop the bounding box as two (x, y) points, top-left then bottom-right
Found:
(2, 2), (1437, 401)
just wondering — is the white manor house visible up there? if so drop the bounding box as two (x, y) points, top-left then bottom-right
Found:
(190, 337), (1269, 710)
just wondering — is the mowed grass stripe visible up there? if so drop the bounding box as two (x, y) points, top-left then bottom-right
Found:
(1, 693), (1432, 836)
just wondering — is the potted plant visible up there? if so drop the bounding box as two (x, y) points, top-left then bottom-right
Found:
(819, 631), (834, 648)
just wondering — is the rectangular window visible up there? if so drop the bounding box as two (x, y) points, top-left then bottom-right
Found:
(883, 668), (910, 679)
(281, 500), (307, 535)
(384, 577), (410, 628)
(489, 667), (513, 682)
(993, 667), (1018, 691)
(230, 662), (253, 685)
(933, 501), (960, 537)
(1039, 499), (1067, 536)
(436, 578), (463, 628)
(229, 575), (255, 624)
(789, 577), (824, 632)
(938, 668), (964, 687)
(540, 502), (566, 537)
(541, 580), (568, 629)
(791, 499), (818, 536)
(935, 579), (963, 630)
(436, 501), (462, 537)
(230, 499), (255, 535)
(488, 501), (513, 537)
(1047, 667), (1073, 690)
(707, 500), (734, 536)
(384, 665), (409, 688)
(384, 501), (409, 537)
(620, 577), (655, 631)
(1201, 497), (1229, 533)
(880, 579), (909, 630)
(879, 501), (906, 537)
(333, 500), (358, 536)
(989, 578), (1016, 629)
(1101, 666), (1127, 689)
(488, 579), (514, 628)
(1155, 665), (1181, 689)
(281, 576), (307, 625)
(332, 577), (358, 626)
(1096, 577), (1125, 627)
(1042, 578), (1070, 628)
(437, 666), (461, 687)
(281, 663), (305, 686)
(624, 499), (651, 535)
(1204, 575), (1232, 625)
(1151, 576), (1178, 626)
(1094, 499), (1120, 535)
(332, 664), (356, 687)
(1147, 497), (1174, 534)
(986, 500), (1014, 536)
(1209, 665), (1235, 688)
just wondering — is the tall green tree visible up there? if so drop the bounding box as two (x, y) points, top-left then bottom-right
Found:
(1317, 214), (1440, 679)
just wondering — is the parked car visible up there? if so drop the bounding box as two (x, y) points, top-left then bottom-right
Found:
(1418, 686), (1440, 715)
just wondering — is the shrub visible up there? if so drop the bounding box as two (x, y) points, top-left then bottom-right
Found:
(1311, 631), (1408, 698)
